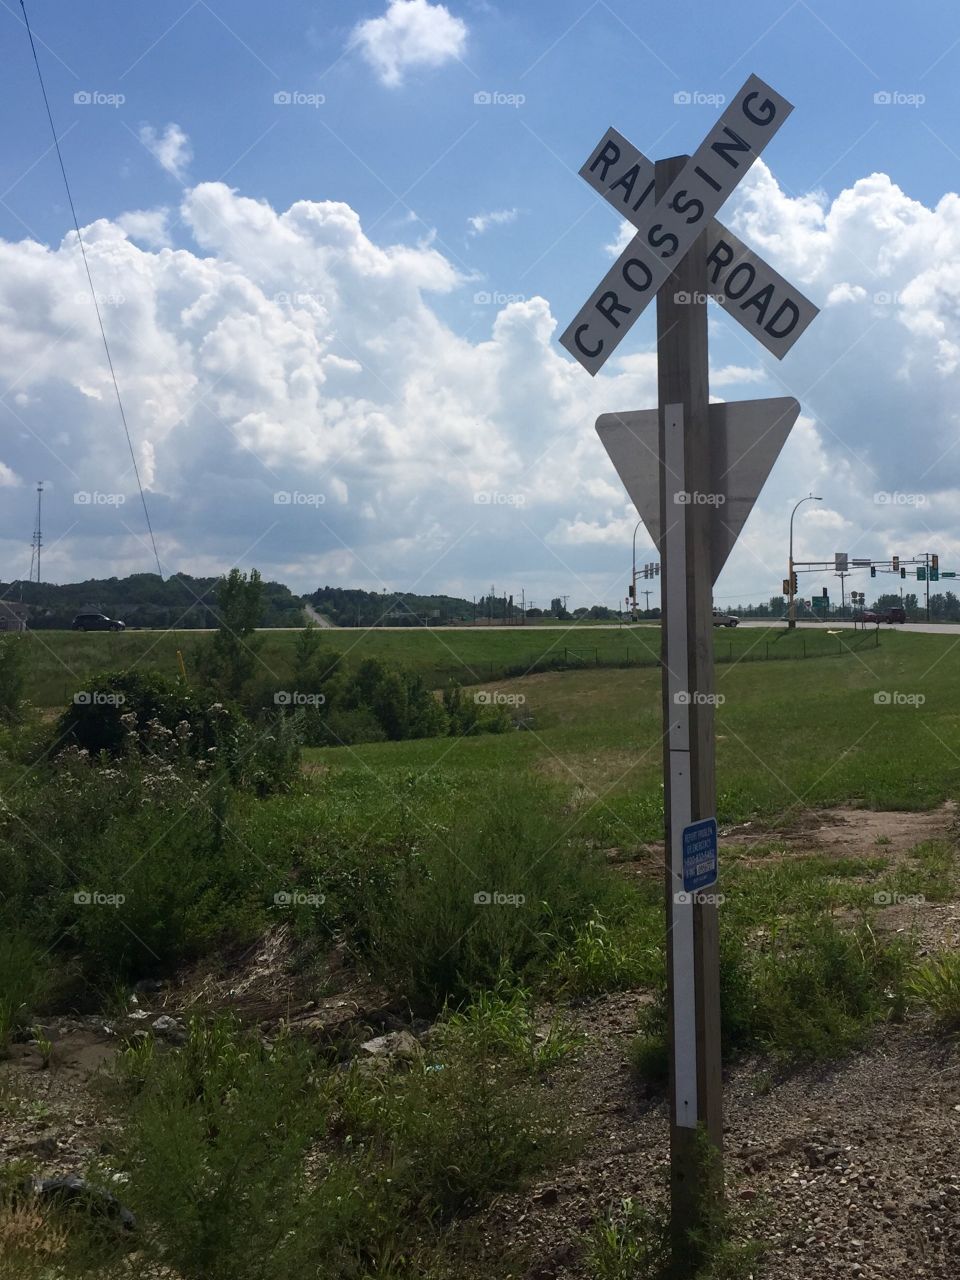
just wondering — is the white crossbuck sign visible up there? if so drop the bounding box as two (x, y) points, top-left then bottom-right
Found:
(560, 75), (819, 375)
(559, 76), (820, 1133)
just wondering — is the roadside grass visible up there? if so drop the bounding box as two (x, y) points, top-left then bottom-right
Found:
(304, 634), (960, 845)
(22, 622), (881, 709)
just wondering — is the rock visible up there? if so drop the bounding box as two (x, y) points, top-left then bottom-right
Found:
(151, 1015), (186, 1044)
(34, 1176), (136, 1231)
(359, 1030), (421, 1060)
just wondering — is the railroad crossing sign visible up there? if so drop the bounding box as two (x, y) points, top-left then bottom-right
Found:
(558, 74), (819, 1259)
(561, 75), (819, 374)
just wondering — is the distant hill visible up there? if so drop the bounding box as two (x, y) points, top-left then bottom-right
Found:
(1, 573), (304, 630)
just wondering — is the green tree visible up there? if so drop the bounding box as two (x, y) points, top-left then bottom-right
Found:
(200, 569), (264, 699)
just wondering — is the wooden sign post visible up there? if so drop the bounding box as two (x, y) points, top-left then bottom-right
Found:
(559, 77), (819, 1262)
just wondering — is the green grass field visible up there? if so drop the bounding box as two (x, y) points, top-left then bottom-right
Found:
(303, 627), (960, 842)
(23, 622), (879, 708)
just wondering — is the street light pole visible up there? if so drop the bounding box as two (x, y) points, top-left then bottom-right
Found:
(632, 517), (642, 620)
(788, 494), (822, 628)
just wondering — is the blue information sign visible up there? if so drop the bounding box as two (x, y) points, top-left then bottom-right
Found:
(682, 818), (718, 892)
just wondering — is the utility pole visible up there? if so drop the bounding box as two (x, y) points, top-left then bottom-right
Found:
(642, 588), (652, 613)
(32, 481), (43, 584)
(837, 570), (848, 616)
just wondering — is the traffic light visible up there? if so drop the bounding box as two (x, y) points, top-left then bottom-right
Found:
(822, 587), (828, 598)
(901, 568), (906, 578)
(870, 566), (876, 578)
(782, 578), (790, 596)
(791, 572), (798, 594)
(932, 554), (939, 571)
(892, 556), (899, 572)
(628, 584), (636, 600)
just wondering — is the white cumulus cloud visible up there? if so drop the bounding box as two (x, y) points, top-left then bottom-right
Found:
(138, 123), (192, 181)
(351, 0), (467, 88)
(1, 165), (960, 605)
(468, 208), (520, 235)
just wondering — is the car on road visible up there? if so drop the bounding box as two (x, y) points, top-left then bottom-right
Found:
(856, 607), (905, 625)
(712, 609), (739, 628)
(71, 612), (125, 632)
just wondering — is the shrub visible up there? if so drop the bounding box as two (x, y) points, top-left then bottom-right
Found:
(0, 634), (27, 723)
(909, 952), (960, 1030)
(0, 929), (53, 1051)
(630, 914), (911, 1076)
(750, 916), (911, 1059)
(56, 669), (237, 760)
(365, 780), (620, 1011)
(114, 1017), (360, 1280)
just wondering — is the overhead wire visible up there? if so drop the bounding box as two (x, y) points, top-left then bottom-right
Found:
(19, 0), (164, 582)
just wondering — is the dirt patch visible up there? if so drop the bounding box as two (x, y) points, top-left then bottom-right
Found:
(467, 1003), (960, 1280)
(721, 802), (956, 866)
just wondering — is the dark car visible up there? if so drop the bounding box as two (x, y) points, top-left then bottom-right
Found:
(71, 612), (125, 632)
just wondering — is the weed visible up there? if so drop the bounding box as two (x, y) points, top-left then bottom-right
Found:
(909, 952), (960, 1030)
(550, 910), (663, 997)
(0, 930), (52, 1053)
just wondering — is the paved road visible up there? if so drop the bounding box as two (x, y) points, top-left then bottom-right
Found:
(302, 603), (335, 628)
(737, 620), (960, 635)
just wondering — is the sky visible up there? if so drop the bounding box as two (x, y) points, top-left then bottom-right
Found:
(2, 0), (960, 609)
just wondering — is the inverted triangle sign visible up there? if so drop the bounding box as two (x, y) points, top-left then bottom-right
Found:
(596, 396), (800, 583)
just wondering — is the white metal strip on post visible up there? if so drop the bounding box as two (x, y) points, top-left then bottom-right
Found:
(663, 402), (697, 1128)
(664, 405), (689, 752)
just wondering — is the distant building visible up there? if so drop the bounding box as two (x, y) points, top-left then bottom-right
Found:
(0, 601), (29, 632)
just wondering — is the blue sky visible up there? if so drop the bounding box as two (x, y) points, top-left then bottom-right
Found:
(3, 0), (960, 607)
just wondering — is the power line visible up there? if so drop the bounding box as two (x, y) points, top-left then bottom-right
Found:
(19, 0), (163, 581)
